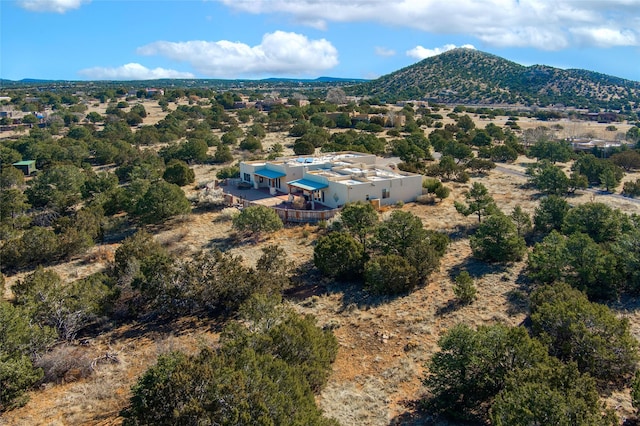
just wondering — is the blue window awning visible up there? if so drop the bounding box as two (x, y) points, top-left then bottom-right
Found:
(287, 179), (328, 192)
(255, 169), (286, 179)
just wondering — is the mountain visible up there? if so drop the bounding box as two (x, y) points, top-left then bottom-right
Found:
(355, 48), (640, 109)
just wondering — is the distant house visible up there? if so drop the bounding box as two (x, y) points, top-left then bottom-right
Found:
(581, 112), (618, 123)
(12, 160), (37, 175)
(239, 152), (423, 209)
(255, 98), (283, 111)
(145, 88), (164, 97)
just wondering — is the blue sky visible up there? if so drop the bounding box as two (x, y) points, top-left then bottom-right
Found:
(1, 0), (639, 82)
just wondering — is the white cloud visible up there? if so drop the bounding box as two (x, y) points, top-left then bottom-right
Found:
(17, 0), (90, 13)
(375, 46), (396, 57)
(570, 27), (638, 47)
(407, 44), (475, 60)
(137, 31), (338, 77)
(78, 63), (195, 80)
(216, 0), (640, 50)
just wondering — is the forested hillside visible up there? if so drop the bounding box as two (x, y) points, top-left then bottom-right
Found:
(355, 48), (640, 110)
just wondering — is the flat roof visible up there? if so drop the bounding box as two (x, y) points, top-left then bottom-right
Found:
(288, 178), (329, 191)
(255, 169), (286, 179)
(279, 152), (372, 167)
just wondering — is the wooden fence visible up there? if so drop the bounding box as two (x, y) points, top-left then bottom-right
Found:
(224, 195), (340, 223)
(272, 206), (341, 223)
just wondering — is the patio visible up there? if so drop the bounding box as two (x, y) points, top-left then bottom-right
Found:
(218, 179), (340, 223)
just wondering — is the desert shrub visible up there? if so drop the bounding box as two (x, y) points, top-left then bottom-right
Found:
(222, 305), (338, 392)
(0, 300), (56, 412)
(527, 231), (621, 300)
(123, 304), (338, 426)
(466, 157), (496, 173)
(454, 182), (497, 223)
(374, 210), (427, 257)
(404, 239), (443, 285)
(56, 226), (94, 260)
(572, 153), (623, 187)
(424, 323), (548, 421)
(196, 185), (225, 209)
(470, 213), (526, 262)
(489, 144), (518, 163)
(510, 205), (532, 238)
(218, 207), (241, 221)
(13, 269), (117, 341)
(633, 371), (640, 414)
(293, 140), (315, 155)
(212, 143), (233, 163)
(160, 138), (208, 163)
(416, 194), (435, 205)
(339, 201), (378, 247)
(239, 135), (263, 152)
(623, 179), (640, 197)
(216, 164), (240, 180)
(35, 344), (93, 384)
(0, 353), (44, 413)
(115, 150), (165, 183)
(0, 188), (30, 231)
(113, 230), (171, 286)
(530, 283), (638, 384)
(562, 202), (624, 243)
(162, 159), (195, 186)
(232, 205), (283, 238)
(491, 359), (617, 426)
(364, 254), (418, 295)
(426, 155), (468, 182)
(0, 226), (61, 271)
(123, 348), (338, 426)
(136, 249), (283, 316)
(422, 178), (450, 201)
(134, 180), (191, 224)
(0, 166), (24, 189)
(526, 230), (567, 284)
(526, 160), (570, 195)
(528, 140), (573, 163)
(25, 164), (86, 213)
(453, 271), (477, 304)
(533, 195), (570, 234)
(314, 232), (364, 280)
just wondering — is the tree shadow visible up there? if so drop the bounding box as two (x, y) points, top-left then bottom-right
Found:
(435, 299), (461, 316)
(285, 260), (412, 310)
(190, 203), (226, 215)
(445, 224), (473, 242)
(101, 313), (226, 343)
(506, 269), (534, 317)
(607, 293), (640, 314)
(447, 256), (509, 281)
(389, 398), (482, 426)
(388, 399), (431, 426)
(205, 234), (246, 251)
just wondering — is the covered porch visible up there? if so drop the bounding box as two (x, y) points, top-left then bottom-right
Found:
(287, 178), (329, 210)
(253, 169), (286, 194)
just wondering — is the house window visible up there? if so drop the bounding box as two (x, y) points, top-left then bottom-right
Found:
(259, 177), (264, 183)
(244, 173), (251, 182)
(382, 188), (390, 199)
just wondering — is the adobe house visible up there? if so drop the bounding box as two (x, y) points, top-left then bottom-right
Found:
(12, 160), (37, 176)
(239, 152), (423, 209)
